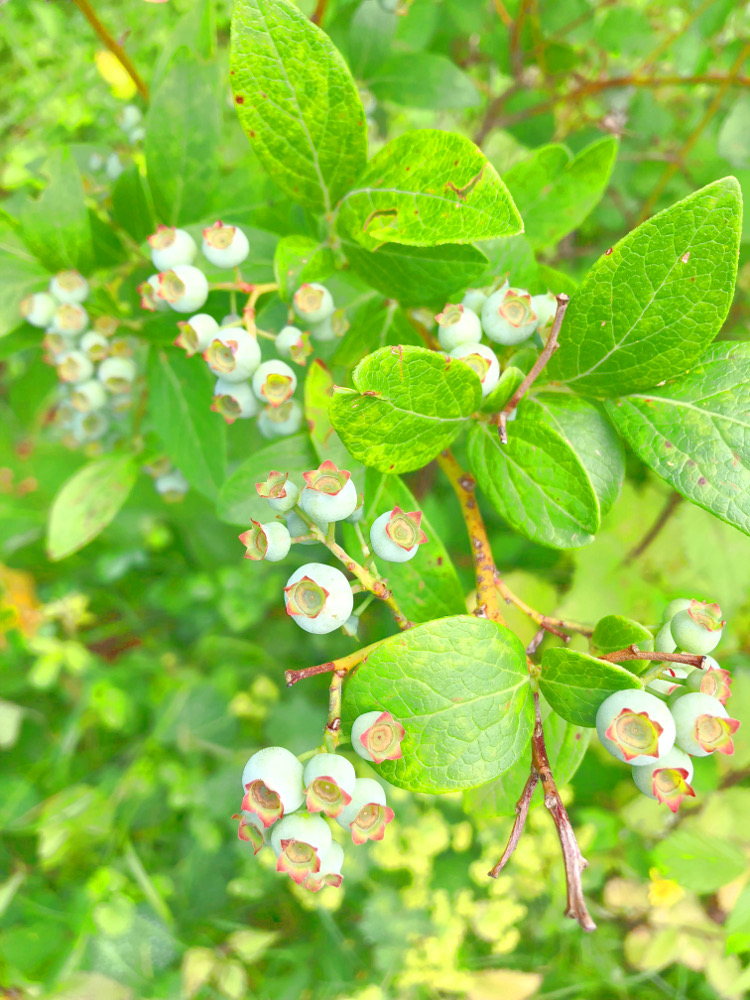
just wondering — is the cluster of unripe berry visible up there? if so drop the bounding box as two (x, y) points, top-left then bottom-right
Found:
(433, 283), (558, 398)
(21, 273), (139, 452)
(235, 710), (404, 890)
(595, 599), (740, 813)
(239, 464), (427, 634)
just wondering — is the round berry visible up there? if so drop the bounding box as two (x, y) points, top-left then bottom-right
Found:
(50, 270), (89, 305)
(118, 104), (143, 133)
(175, 313), (219, 357)
(351, 710), (406, 764)
(251, 360), (297, 408)
(57, 351), (94, 385)
(654, 621), (677, 655)
(201, 221), (250, 269)
(204, 329), (261, 382)
(69, 410), (110, 444)
(147, 225), (198, 271)
(662, 598), (693, 623)
(435, 303), (482, 352)
(270, 812), (332, 885)
(232, 810), (266, 854)
(20, 292), (56, 328)
(299, 460), (357, 523)
(238, 520), (292, 562)
(241, 746), (305, 826)
(256, 471), (300, 514)
(370, 506), (427, 563)
(670, 601), (724, 654)
(530, 291), (558, 333)
(293, 283), (334, 324)
(672, 692), (739, 756)
(50, 302), (88, 336)
(275, 325), (311, 365)
(336, 777), (394, 844)
(305, 841), (344, 892)
(157, 265), (209, 314)
(449, 343), (500, 397)
(138, 274), (170, 313)
(98, 357), (138, 393)
(631, 746), (695, 813)
(461, 288), (487, 315)
(154, 470), (189, 501)
(685, 665), (732, 704)
(595, 688), (676, 766)
(481, 286), (538, 345)
(303, 753), (357, 817)
(284, 562), (353, 635)
(71, 378), (107, 413)
(79, 331), (109, 362)
(258, 400), (304, 439)
(211, 378), (260, 423)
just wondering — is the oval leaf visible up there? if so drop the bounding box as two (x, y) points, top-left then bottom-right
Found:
(273, 236), (335, 301)
(539, 647), (644, 727)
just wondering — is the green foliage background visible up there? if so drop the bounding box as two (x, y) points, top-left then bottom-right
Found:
(2, 1), (750, 998)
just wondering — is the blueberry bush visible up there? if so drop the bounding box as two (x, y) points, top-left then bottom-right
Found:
(3, 1), (750, 998)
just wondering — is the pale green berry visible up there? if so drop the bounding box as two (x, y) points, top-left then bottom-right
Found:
(242, 746), (305, 826)
(157, 265), (209, 313)
(284, 563), (353, 635)
(305, 841), (344, 891)
(299, 460), (357, 523)
(370, 506), (427, 563)
(256, 471), (300, 513)
(211, 378), (260, 423)
(631, 746), (695, 813)
(435, 303), (482, 352)
(202, 221), (249, 269)
(670, 601), (724, 655)
(351, 710), (405, 763)
(238, 521), (291, 562)
(303, 753), (357, 817)
(175, 313), (219, 357)
(50, 270), (89, 305)
(654, 622), (677, 654)
(155, 470), (189, 501)
(251, 360), (297, 408)
(662, 598), (693, 623)
(147, 225), (198, 271)
(672, 692), (739, 756)
(595, 689), (676, 766)
(336, 777), (394, 844)
(293, 283), (334, 324)
(204, 329), (261, 382)
(271, 813), (332, 885)
(481, 286), (537, 345)
(20, 292), (56, 328)
(449, 343), (500, 397)
(258, 400), (303, 439)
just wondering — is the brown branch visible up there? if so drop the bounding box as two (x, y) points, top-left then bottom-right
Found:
(621, 492), (683, 565)
(491, 0), (514, 29)
(310, 0), (329, 26)
(285, 639), (387, 687)
(495, 571), (594, 639)
(495, 294), (570, 444)
(71, 0), (149, 102)
(437, 451), (505, 623)
(488, 770), (539, 877)
(598, 644), (705, 670)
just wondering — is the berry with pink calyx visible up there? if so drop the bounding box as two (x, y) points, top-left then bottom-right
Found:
(435, 302), (482, 352)
(595, 689), (676, 765)
(50, 270), (89, 305)
(270, 812), (332, 884)
(175, 313), (219, 357)
(336, 777), (394, 845)
(50, 302), (88, 336)
(147, 225), (197, 271)
(204, 329), (261, 382)
(299, 460), (357, 523)
(241, 746), (305, 827)
(631, 747), (696, 813)
(293, 282), (334, 324)
(251, 359), (297, 407)
(449, 342), (500, 397)
(670, 600), (725, 655)
(201, 220), (250, 269)
(157, 265), (209, 314)
(256, 471), (300, 513)
(481, 286), (538, 345)
(369, 506), (427, 563)
(284, 563), (354, 635)
(303, 753), (356, 817)
(211, 378), (260, 423)
(231, 810), (266, 854)
(258, 400), (304, 439)
(685, 665), (732, 704)
(238, 520), (291, 562)
(276, 325), (312, 366)
(672, 692), (740, 756)
(351, 710), (406, 763)
(138, 274), (170, 312)
(304, 842), (344, 892)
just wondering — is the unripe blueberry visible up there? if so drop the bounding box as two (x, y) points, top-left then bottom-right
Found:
(231, 810), (266, 854)
(256, 471), (300, 514)
(276, 325), (312, 366)
(258, 400), (303, 439)
(20, 292), (56, 328)
(284, 563), (353, 634)
(105, 152), (124, 182)
(147, 225), (198, 271)
(50, 302), (88, 336)
(672, 692), (739, 756)
(43, 332), (74, 359)
(304, 841), (344, 891)
(462, 288), (488, 315)
(238, 520), (291, 562)
(109, 337), (135, 359)
(251, 360), (297, 408)
(69, 410), (110, 444)
(662, 598), (693, 623)
(370, 506), (427, 563)
(293, 283), (334, 324)
(127, 125), (145, 144)
(685, 665), (732, 704)
(174, 313), (219, 357)
(449, 343), (501, 397)
(138, 274), (170, 312)
(98, 356), (138, 393)
(57, 351), (94, 385)
(434, 303), (482, 352)
(211, 378), (260, 423)
(201, 220), (250, 269)
(299, 460), (357, 523)
(49, 270), (89, 304)
(631, 746), (695, 813)
(270, 812), (332, 884)
(670, 601), (724, 654)
(654, 622), (677, 655)
(285, 509), (320, 544)
(303, 753), (356, 817)
(647, 667), (687, 697)
(336, 777), (394, 845)
(481, 286), (538, 345)
(79, 331), (110, 362)
(308, 309), (349, 342)
(118, 104), (143, 133)
(345, 500), (365, 525)
(204, 329), (261, 382)
(595, 689), (676, 765)
(154, 469), (189, 501)
(241, 746), (305, 827)
(530, 291), (558, 333)
(94, 315), (119, 338)
(157, 265), (209, 314)
(351, 710), (406, 764)
(71, 378), (107, 413)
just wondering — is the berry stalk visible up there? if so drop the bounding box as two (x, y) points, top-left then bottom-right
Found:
(71, 0), (149, 101)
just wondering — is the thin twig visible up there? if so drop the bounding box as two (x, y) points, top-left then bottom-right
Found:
(285, 639), (387, 687)
(71, 0), (149, 101)
(495, 572), (594, 638)
(598, 644), (705, 670)
(492, 0), (514, 29)
(495, 294), (570, 443)
(310, 0), (329, 26)
(488, 770), (539, 877)
(323, 670), (346, 752)
(621, 492), (683, 565)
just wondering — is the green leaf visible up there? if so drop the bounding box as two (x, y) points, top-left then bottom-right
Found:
(504, 137), (618, 249)
(148, 349), (226, 501)
(343, 616), (533, 792)
(303, 359), (364, 491)
(524, 393), (625, 517)
(230, 0), (367, 214)
(329, 345), (481, 473)
(606, 342), (750, 536)
(591, 615), (654, 675)
(539, 646), (643, 727)
(341, 239), (488, 308)
(369, 53), (481, 110)
(111, 166), (155, 245)
(152, 0), (216, 89)
(350, 469), (466, 623)
(718, 94), (750, 170)
(332, 300), (422, 369)
(347, 0), (398, 78)
(145, 49), (222, 226)
(46, 455), (138, 561)
(474, 234), (539, 291)
(652, 828), (748, 893)
(463, 696), (590, 818)
(337, 130), (523, 249)
(725, 884), (750, 954)
(273, 236), (336, 301)
(547, 177), (742, 397)
(479, 366), (524, 414)
(217, 433), (316, 525)
(19, 149), (93, 273)
(467, 416), (600, 549)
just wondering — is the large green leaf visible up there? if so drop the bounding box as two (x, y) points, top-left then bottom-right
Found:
(19, 149), (92, 274)
(591, 614), (654, 674)
(111, 166), (155, 245)
(341, 240), (488, 308)
(46, 455), (138, 561)
(148, 350), (226, 501)
(369, 53), (481, 110)
(504, 137), (618, 249)
(606, 342), (750, 536)
(343, 616), (533, 792)
(330, 345), (481, 473)
(539, 647), (643, 727)
(547, 177), (741, 397)
(273, 236), (335, 301)
(652, 829), (748, 893)
(230, 0), (367, 214)
(467, 416), (600, 549)
(524, 393), (625, 518)
(304, 359), (364, 492)
(145, 49), (222, 225)
(337, 130), (523, 249)
(217, 433), (317, 525)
